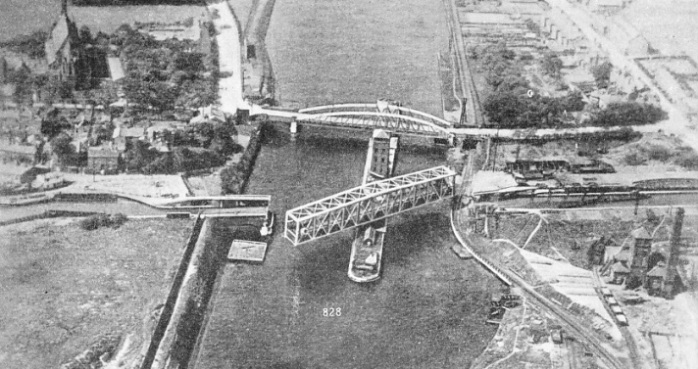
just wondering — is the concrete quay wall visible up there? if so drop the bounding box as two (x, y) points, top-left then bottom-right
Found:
(139, 215), (206, 369)
(148, 217), (221, 369)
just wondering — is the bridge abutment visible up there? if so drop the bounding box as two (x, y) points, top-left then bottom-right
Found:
(289, 119), (298, 140)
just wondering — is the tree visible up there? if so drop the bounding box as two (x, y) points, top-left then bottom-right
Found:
(524, 19), (540, 35)
(591, 61), (612, 89)
(541, 53), (563, 79)
(186, 122), (215, 148)
(50, 132), (75, 166)
(0, 30), (47, 59)
(122, 76), (178, 113)
(591, 101), (666, 127)
(44, 78), (75, 103)
(79, 26), (93, 45)
(559, 90), (585, 112)
(483, 90), (526, 127)
(124, 140), (158, 171)
(171, 52), (205, 73)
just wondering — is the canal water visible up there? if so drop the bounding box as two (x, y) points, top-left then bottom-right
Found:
(195, 0), (501, 368)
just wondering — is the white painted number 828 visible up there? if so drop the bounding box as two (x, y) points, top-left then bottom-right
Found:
(323, 308), (341, 317)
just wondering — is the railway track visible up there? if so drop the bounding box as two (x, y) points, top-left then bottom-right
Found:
(451, 208), (628, 369)
(591, 268), (643, 369)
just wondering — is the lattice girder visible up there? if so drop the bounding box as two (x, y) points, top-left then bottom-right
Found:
(298, 103), (453, 129)
(295, 112), (451, 138)
(284, 166), (456, 246)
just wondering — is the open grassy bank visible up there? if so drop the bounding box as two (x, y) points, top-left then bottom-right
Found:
(0, 218), (192, 369)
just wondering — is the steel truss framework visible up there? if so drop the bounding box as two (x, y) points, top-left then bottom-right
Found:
(284, 166), (456, 246)
(252, 103), (455, 138)
(296, 112), (452, 138)
(299, 103), (453, 128)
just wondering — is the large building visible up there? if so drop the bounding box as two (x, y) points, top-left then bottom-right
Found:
(44, 0), (80, 83)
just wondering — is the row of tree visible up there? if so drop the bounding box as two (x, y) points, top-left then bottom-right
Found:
(123, 121), (242, 174)
(220, 125), (267, 194)
(115, 24), (218, 113)
(480, 43), (665, 128)
(480, 44), (585, 128)
(0, 31), (47, 59)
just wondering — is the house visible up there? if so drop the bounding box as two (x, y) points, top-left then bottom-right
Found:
(87, 146), (120, 174)
(610, 261), (630, 284)
(113, 126), (146, 151)
(646, 262), (667, 296)
(589, 0), (624, 13)
(587, 236), (618, 266)
(190, 105), (226, 124)
(44, 0), (80, 83)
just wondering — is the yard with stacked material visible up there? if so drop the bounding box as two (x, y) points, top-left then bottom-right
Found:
(0, 218), (192, 369)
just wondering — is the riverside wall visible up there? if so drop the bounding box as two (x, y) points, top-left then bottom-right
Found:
(139, 214), (205, 369)
(148, 217), (224, 369)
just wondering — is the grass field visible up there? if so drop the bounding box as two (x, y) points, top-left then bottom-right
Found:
(0, 218), (193, 369)
(0, 0), (205, 42)
(70, 5), (207, 36)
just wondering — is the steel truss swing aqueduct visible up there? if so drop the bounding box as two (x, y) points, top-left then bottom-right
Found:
(284, 166), (456, 246)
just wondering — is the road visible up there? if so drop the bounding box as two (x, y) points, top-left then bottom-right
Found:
(543, 0), (698, 153)
(442, 0), (485, 127)
(207, 0), (249, 115)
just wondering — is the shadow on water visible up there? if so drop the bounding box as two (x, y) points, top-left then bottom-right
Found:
(293, 235), (352, 299)
(385, 211), (449, 266)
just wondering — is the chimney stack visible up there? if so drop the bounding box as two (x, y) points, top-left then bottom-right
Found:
(664, 207), (684, 298)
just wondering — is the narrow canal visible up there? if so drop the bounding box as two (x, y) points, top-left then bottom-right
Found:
(194, 0), (501, 368)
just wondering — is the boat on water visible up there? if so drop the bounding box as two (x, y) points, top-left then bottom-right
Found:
(348, 128), (398, 283)
(348, 220), (386, 283)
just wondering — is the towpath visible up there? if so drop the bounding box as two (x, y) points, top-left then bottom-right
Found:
(207, 0), (249, 115)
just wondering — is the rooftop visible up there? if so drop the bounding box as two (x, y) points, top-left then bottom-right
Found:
(460, 12), (524, 25)
(107, 57), (125, 81)
(611, 261), (630, 273)
(44, 13), (73, 66)
(88, 146), (120, 158)
(647, 262), (667, 278)
(631, 227), (652, 240)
